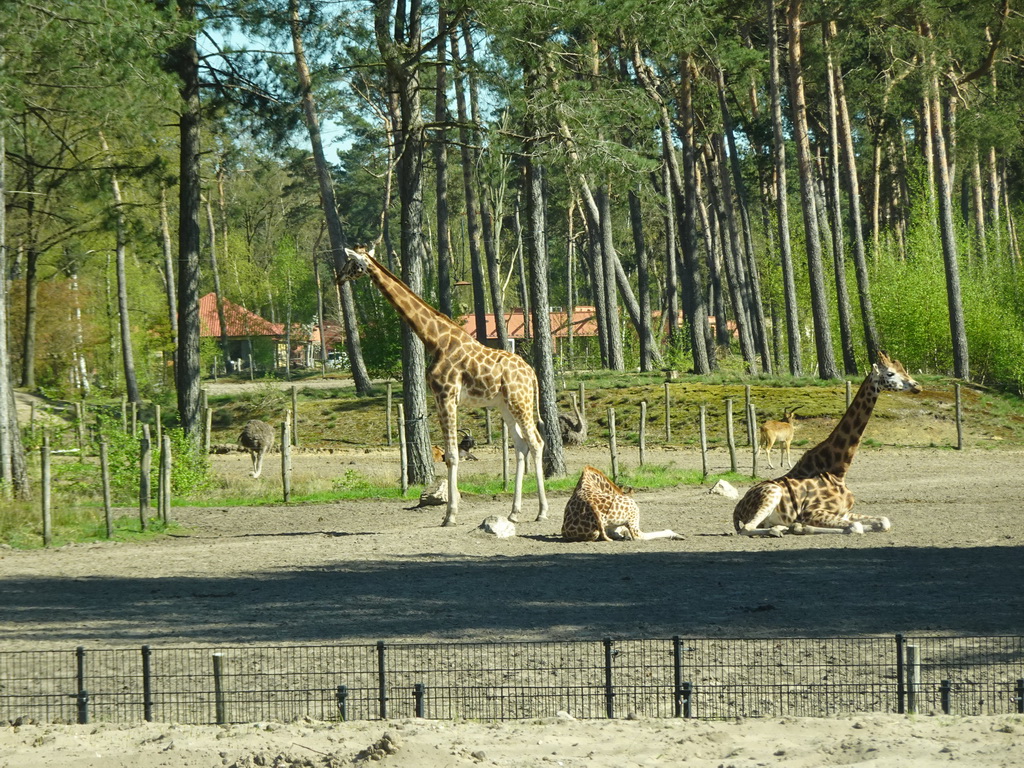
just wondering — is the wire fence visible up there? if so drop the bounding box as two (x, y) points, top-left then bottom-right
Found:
(2, 635), (1021, 726)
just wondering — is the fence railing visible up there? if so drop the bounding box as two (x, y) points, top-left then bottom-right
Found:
(2, 635), (1022, 725)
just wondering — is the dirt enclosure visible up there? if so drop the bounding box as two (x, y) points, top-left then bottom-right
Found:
(2, 445), (1022, 649)
(3, 446), (1024, 767)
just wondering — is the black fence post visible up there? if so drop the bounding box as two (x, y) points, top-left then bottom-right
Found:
(681, 682), (693, 719)
(212, 653), (226, 725)
(141, 645), (154, 722)
(377, 641), (388, 720)
(413, 683), (426, 718)
(672, 636), (683, 718)
(335, 685), (348, 721)
(939, 679), (952, 714)
(1016, 679), (1024, 715)
(603, 637), (615, 719)
(75, 646), (89, 724)
(895, 634), (906, 714)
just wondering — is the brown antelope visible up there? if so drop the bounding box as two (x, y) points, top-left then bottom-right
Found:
(758, 407), (800, 469)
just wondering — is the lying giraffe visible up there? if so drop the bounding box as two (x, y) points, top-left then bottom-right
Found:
(734, 352), (922, 537)
(562, 466), (683, 542)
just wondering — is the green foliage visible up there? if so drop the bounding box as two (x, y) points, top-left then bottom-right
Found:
(95, 421), (211, 503)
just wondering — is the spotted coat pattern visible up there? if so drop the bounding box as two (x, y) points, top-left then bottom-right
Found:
(336, 247), (548, 527)
(562, 466), (643, 542)
(733, 353), (922, 537)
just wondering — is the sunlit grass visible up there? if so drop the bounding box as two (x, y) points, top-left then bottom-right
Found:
(0, 495), (180, 549)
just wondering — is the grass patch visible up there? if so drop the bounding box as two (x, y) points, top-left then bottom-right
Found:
(0, 497), (181, 549)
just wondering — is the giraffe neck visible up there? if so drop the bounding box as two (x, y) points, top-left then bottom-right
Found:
(364, 255), (466, 356)
(821, 374), (881, 476)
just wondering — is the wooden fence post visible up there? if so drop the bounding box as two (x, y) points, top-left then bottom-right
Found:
(100, 439), (113, 538)
(664, 382), (671, 443)
(291, 386), (299, 448)
(386, 382), (394, 447)
(204, 404), (213, 453)
(41, 435), (52, 547)
(397, 403), (407, 495)
(139, 424), (151, 530)
(748, 403), (758, 477)
(726, 398), (737, 473)
(638, 400), (647, 467)
(744, 385), (753, 446)
(699, 404), (708, 479)
(607, 407), (618, 483)
(281, 419), (291, 502)
(955, 383), (963, 450)
(160, 434), (172, 524)
(501, 421), (509, 492)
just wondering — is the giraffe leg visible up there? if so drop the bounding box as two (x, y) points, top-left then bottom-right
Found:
(842, 511), (891, 532)
(590, 505), (613, 541)
(506, 424), (528, 524)
(733, 483), (789, 537)
(503, 405), (548, 523)
(791, 510), (867, 535)
(437, 398), (461, 527)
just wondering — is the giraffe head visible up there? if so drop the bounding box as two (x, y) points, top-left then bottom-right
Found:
(872, 352), (922, 394)
(336, 246), (374, 284)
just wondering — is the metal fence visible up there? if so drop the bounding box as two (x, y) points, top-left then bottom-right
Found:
(2, 635), (1022, 725)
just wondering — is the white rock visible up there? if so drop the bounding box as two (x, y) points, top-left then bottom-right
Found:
(477, 515), (516, 538)
(708, 479), (740, 499)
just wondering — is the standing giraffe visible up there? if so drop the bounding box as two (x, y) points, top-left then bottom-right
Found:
(336, 246), (548, 527)
(734, 352), (921, 536)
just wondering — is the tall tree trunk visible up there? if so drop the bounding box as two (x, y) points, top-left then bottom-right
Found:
(374, 0), (432, 484)
(290, 0), (373, 395)
(596, 186), (624, 371)
(449, 29), (490, 345)
(788, 0), (839, 379)
(659, 158), (681, 348)
(830, 20), (880, 364)
(18, 136), (39, 390)
(462, 20), (508, 351)
(204, 193), (231, 371)
(821, 33), (857, 375)
(102, 135), (142, 403)
(172, 0), (203, 441)
(521, 110), (566, 478)
(970, 146), (988, 264)
(716, 66), (772, 373)
(0, 131), (29, 498)
(988, 146), (1001, 258)
(625, 42), (712, 370)
(433, 3), (453, 318)
(697, 172), (730, 349)
(767, 0), (802, 375)
(706, 144), (758, 373)
(158, 183), (178, 374)
(924, 34), (969, 379)
(628, 188), (655, 371)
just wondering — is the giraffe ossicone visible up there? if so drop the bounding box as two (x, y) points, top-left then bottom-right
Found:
(562, 465), (683, 542)
(337, 246), (548, 527)
(733, 352), (921, 537)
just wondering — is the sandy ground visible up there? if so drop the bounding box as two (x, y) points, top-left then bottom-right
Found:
(3, 444), (1023, 766)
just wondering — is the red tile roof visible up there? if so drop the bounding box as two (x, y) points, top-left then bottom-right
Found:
(199, 293), (283, 338)
(462, 306), (599, 340)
